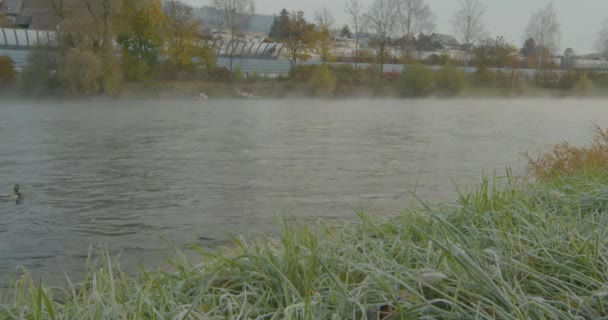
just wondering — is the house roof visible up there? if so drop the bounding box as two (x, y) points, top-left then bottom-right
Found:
(430, 33), (461, 48)
(0, 0), (23, 15)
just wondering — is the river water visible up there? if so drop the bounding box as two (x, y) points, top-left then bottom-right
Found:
(0, 98), (606, 281)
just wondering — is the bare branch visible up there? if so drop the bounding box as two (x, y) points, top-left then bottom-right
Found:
(451, 0), (485, 68)
(212, 0), (256, 71)
(524, 2), (561, 69)
(595, 19), (608, 58)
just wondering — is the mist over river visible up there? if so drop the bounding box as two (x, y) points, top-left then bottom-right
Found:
(1, 98), (606, 280)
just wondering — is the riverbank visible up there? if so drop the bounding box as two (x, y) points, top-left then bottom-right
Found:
(3, 163), (608, 317)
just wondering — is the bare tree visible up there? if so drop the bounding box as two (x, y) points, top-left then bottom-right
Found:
(365, 0), (400, 76)
(345, 0), (364, 70)
(595, 19), (608, 59)
(451, 0), (485, 69)
(315, 7), (336, 63)
(397, 0), (434, 59)
(524, 2), (561, 70)
(212, 0), (255, 72)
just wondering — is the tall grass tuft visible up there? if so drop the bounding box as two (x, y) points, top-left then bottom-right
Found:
(528, 125), (608, 180)
(5, 133), (608, 318)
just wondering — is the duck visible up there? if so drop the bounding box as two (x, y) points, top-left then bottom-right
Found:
(0, 184), (22, 202)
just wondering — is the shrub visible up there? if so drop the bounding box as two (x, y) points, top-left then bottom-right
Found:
(60, 48), (104, 95)
(208, 67), (232, 82)
(246, 72), (262, 83)
(535, 71), (561, 88)
(291, 65), (315, 82)
(331, 64), (357, 84)
(557, 71), (578, 91)
(528, 125), (608, 180)
(471, 67), (495, 87)
(575, 74), (594, 96)
(588, 72), (608, 89)
(0, 55), (16, 86)
(20, 48), (61, 95)
(308, 65), (336, 97)
(233, 66), (244, 82)
(435, 65), (467, 96)
(382, 70), (400, 82)
(398, 64), (435, 97)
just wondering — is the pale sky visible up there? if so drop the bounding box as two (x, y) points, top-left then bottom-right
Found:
(188, 0), (607, 54)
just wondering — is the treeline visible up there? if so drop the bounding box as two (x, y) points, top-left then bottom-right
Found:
(13, 0), (216, 96)
(280, 62), (608, 98)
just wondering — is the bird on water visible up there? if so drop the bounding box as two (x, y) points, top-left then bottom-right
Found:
(0, 184), (22, 202)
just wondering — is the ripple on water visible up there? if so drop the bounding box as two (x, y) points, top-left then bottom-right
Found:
(1, 99), (607, 280)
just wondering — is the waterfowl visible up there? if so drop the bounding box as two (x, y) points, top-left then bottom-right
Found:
(0, 184), (22, 202)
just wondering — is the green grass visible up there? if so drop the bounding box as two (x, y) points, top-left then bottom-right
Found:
(4, 170), (608, 319)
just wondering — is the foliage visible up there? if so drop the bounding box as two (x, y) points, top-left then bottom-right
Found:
(435, 65), (467, 96)
(117, 0), (166, 81)
(557, 71), (578, 91)
(208, 66), (232, 82)
(587, 72), (608, 89)
(10, 159), (608, 319)
(332, 64), (358, 84)
(20, 49), (62, 95)
(528, 125), (608, 180)
(163, 0), (201, 72)
(268, 9), (290, 39)
(308, 65), (336, 97)
(232, 66), (244, 82)
(340, 25), (352, 38)
(471, 66), (495, 87)
(520, 37), (536, 57)
(0, 56), (16, 86)
(60, 48), (104, 95)
(415, 33), (442, 51)
(534, 71), (560, 89)
(0, 12), (11, 27)
(398, 64), (435, 97)
(278, 11), (318, 75)
(575, 74), (594, 96)
(316, 27), (335, 63)
(427, 53), (450, 66)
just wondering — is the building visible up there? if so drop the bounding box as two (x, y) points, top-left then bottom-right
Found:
(429, 33), (462, 51)
(0, 0), (57, 29)
(0, 0), (24, 24)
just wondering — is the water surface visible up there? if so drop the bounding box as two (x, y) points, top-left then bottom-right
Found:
(0, 98), (606, 280)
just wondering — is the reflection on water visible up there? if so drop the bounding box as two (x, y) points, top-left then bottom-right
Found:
(0, 98), (606, 280)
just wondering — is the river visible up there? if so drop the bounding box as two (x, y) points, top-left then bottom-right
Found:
(0, 98), (606, 281)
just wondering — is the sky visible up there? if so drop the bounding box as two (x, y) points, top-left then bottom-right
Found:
(186, 0), (608, 54)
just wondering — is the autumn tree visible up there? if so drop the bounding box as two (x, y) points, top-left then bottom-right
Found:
(396, 0), (435, 59)
(315, 7), (336, 63)
(524, 2), (561, 70)
(493, 36), (517, 69)
(278, 11), (318, 75)
(118, 0), (166, 80)
(163, 0), (201, 74)
(212, 0), (255, 72)
(345, 0), (364, 70)
(365, 0), (400, 76)
(452, 0), (485, 69)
